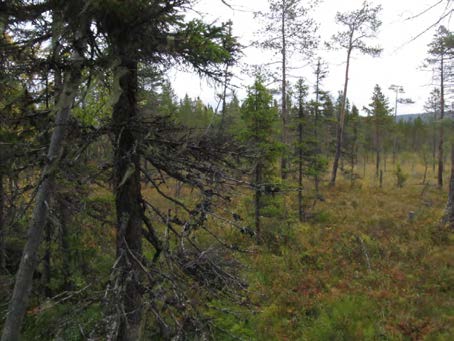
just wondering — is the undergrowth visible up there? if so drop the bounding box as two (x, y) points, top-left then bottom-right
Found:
(216, 162), (454, 340)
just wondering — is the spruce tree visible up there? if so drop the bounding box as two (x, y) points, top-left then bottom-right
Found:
(425, 26), (454, 188)
(364, 85), (392, 179)
(240, 77), (279, 244)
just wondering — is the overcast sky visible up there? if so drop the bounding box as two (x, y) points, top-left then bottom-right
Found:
(169, 0), (453, 115)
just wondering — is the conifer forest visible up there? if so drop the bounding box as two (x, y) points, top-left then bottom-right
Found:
(1, 0), (454, 340)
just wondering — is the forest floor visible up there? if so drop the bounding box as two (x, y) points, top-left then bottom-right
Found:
(216, 161), (454, 340)
(6, 160), (453, 340)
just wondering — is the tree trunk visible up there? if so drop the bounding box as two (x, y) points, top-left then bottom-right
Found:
(59, 195), (72, 291)
(298, 99), (304, 222)
(111, 54), (144, 341)
(0, 8), (8, 272)
(375, 119), (381, 178)
(438, 54), (445, 188)
(422, 160), (428, 185)
(444, 143), (454, 229)
(392, 89), (398, 165)
(43, 221), (52, 297)
(350, 133), (356, 186)
(0, 172), (5, 271)
(376, 150), (381, 179)
(219, 64), (229, 133)
(331, 46), (352, 186)
(1, 47), (84, 341)
(255, 163), (262, 244)
(363, 154), (367, 178)
(280, 7), (288, 180)
(219, 22), (232, 134)
(314, 64), (320, 194)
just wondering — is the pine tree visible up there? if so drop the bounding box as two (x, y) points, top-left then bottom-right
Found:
(425, 26), (454, 188)
(256, 0), (318, 179)
(328, 1), (382, 186)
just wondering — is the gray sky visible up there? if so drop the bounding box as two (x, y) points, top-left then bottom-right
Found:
(169, 0), (453, 115)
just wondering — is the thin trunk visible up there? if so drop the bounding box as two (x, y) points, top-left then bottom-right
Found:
(280, 6), (288, 180)
(433, 112), (437, 173)
(111, 54), (144, 341)
(423, 160), (428, 185)
(363, 154), (366, 178)
(350, 125), (357, 186)
(298, 98), (304, 222)
(313, 61), (321, 194)
(438, 54), (445, 188)
(392, 92), (398, 164)
(384, 152), (387, 172)
(219, 24), (232, 133)
(219, 64), (229, 132)
(376, 150), (380, 178)
(255, 163), (262, 244)
(1, 45), (84, 341)
(375, 118), (381, 178)
(331, 46), (352, 186)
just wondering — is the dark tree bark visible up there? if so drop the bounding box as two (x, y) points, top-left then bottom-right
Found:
(59, 196), (72, 291)
(0, 3), (8, 273)
(43, 221), (52, 297)
(111, 53), (144, 341)
(0, 172), (5, 271)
